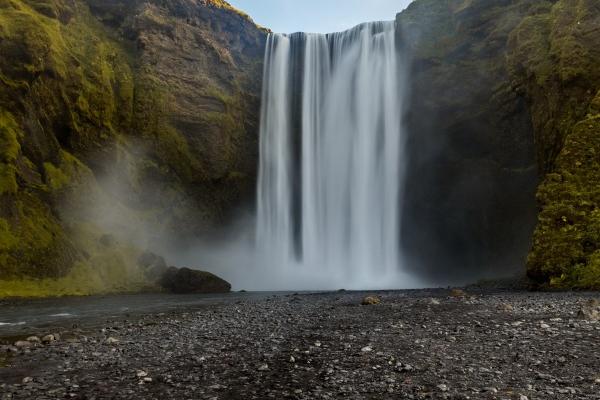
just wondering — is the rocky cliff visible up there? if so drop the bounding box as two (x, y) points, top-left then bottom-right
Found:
(398, 0), (600, 288)
(0, 0), (266, 296)
(2, 0), (600, 296)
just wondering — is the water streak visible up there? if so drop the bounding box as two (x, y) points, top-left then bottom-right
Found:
(256, 22), (415, 289)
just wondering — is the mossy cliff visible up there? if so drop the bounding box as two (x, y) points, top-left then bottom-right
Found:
(507, 0), (600, 288)
(0, 0), (266, 297)
(398, 0), (600, 288)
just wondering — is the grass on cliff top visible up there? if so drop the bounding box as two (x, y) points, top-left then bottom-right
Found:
(205, 0), (252, 22)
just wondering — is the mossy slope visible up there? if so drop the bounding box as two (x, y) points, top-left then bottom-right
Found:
(0, 0), (265, 297)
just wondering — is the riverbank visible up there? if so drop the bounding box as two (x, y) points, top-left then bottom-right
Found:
(1, 289), (600, 399)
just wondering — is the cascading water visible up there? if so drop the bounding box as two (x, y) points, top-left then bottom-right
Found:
(256, 21), (416, 290)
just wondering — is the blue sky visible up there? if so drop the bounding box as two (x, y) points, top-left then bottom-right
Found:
(228, 0), (414, 34)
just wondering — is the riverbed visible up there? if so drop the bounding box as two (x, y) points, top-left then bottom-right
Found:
(1, 289), (599, 399)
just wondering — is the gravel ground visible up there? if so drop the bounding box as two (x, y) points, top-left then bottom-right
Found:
(1, 289), (600, 399)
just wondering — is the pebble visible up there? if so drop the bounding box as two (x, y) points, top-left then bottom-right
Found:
(450, 289), (467, 298)
(1, 290), (599, 399)
(361, 296), (381, 305)
(14, 341), (32, 349)
(41, 334), (56, 344)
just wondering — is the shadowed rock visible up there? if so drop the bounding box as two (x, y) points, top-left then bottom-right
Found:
(137, 252), (169, 282)
(160, 267), (231, 294)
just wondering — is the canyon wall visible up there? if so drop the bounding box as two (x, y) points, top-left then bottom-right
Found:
(399, 0), (600, 288)
(0, 0), (266, 296)
(1, 0), (599, 295)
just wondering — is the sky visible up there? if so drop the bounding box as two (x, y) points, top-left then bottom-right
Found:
(227, 0), (414, 34)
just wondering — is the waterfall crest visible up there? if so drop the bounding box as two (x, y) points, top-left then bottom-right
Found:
(256, 21), (413, 289)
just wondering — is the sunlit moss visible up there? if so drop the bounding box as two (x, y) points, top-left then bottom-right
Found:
(0, 0), (261, 296)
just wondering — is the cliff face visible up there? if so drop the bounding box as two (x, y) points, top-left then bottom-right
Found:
(2, 0), (599, 295)
(508, 0), (600, 288)
(398, 0), (600, 288)
(0, 0), (266, 296)
(397, 0), (541, 283)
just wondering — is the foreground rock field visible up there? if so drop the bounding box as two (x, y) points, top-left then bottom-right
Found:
(1, 290), (600, 399)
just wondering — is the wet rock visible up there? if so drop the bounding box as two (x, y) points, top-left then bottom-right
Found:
(138, 252), (169, 282)
(41, 334), (54, 344)
(14, 341), (32, 349)
(361, 296), (381, 305)
(450, 289), (467, 298)
(106, 337), (120, 344)
(577, 299), (600, 321)
(26, 336), (41, 343)
(483, 387), (498, 393)
(160, 267), (231, 294)
(257, 364), (269, 371)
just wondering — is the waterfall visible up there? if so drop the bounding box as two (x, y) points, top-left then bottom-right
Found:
(256, 21), (413, 289)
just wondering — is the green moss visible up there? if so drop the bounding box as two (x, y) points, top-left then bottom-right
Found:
(507, 0), (600, 288)
(508, 14), (554, 85)
(0, 218), (17, 253)
(527, 116), (600, 288)
(43, 161), (69, 190)
(0, 259), (148, 298)
(132, 74), (201, 181)
(0, 111), (21, 194)
(43, 149), (91, 191)
(0, 163), (18, 194)
(0, 110), (21, 162)
(0, 0), (263, 296)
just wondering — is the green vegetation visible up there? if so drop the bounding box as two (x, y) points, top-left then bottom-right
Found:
(0, 0), (265, 297)
(528, 117), (600, 289)
(507, 0), (600, 288)
(0, 110), (21, 194)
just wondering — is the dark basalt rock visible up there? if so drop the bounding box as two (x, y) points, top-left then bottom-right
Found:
(160, 267), (231, 294)
(137, 252), (169, 282)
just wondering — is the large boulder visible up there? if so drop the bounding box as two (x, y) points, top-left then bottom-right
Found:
(160, 267), (231, 294)
(137, 251), (169, 282)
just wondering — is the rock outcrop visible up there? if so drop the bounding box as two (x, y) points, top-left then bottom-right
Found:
(398, 0), (540, 283)
(398, 0), (600, 289)
(0, 0), (266, 296)
(160, 266), (231, 293)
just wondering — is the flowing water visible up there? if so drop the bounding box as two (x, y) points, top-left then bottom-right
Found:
(256, 21), (418, 289)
